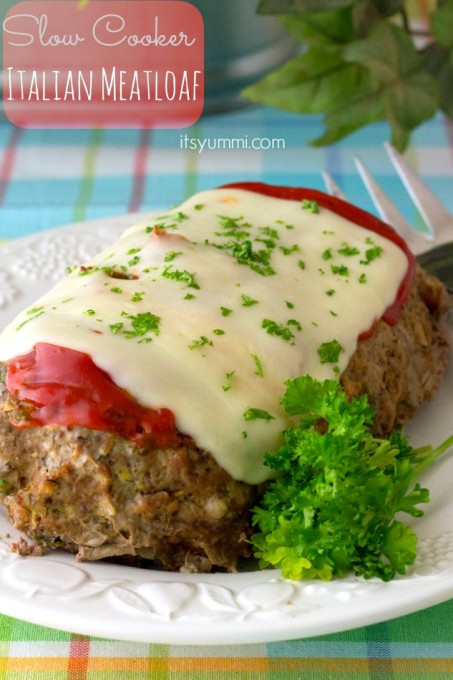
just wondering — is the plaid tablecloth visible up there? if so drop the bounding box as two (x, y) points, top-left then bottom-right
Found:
(0, 104), (452, 677)
(1, 106), (453, 239)
(0, 600), (452, 677)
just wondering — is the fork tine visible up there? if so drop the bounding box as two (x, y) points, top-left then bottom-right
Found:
(384, 142), (452, 235)
(353, 156), (432, 249)
(321, 170), (346, 200)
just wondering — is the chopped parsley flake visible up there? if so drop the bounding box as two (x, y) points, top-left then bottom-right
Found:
(222, 371), (235, 392)
(208, 216), (278, 276)
(259, 226), (279, 240)
(16, 307), (45, 330)
(152, 211), (188, 230)
(331, 264), (349, 277)
(326, 289), (336, 296)
(102, 266), (136, 280)
(317, 339), (344, 364)
(243, 408), (276, 422)
(213, 239), (276, 277)
(241, 294), (259, 307)
(301, 199), (319, 214)
(298, 259), (306, 270)
(85, 309), (96, 316)
(262, 318), (302, 343)
(216, 214), (251, 238)
(111, 287), (122, 294)
(279, 244), (300, 256)
(213, 329), (225, 335)
(155, 212), (189, 230)
(109, 312), (161, 341)
(131, 291), (145, 302)
(361, 245), (383, 264)
(252, 354), (264, 377)
(338, 244), (360, 256)
(256, 236), (276, 249)
(221, 306), (233, 317)
(162, 265), (200, 289)
(126, 312), (160, 337)
(164, 251), (182, 262)
(322, 248), (333, 260)
(188, 335), (213, 350)
(79, 265), (98, 277)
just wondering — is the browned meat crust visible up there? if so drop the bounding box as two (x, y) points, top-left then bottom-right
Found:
(341, 265), (452, 437)
(0, 265), (450, 572)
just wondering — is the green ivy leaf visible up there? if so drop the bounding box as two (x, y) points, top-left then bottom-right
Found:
(351, 0), (406, 37)
(421, 44), (453, 118)
(311, 79), (385, 146)
(435, 60), (453, 119)
(246, 0), (446, 149)
(311, 21), (439, 148)
(344, 21), (420, 82)
(244, 48), (368, 115)
(430, 0), (453, 49)
(279, 7), (355, 45)
(342, 22), (439, 144)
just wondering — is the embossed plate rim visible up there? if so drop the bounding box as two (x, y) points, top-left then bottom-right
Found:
(0, 215), (452, 645)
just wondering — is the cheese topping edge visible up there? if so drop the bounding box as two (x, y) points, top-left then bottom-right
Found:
(0, 188), (409, 484)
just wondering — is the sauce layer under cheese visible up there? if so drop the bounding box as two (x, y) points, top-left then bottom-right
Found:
(0, 186), (412, 483)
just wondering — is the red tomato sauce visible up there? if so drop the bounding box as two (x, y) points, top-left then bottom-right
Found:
(6, 343), (179, 447)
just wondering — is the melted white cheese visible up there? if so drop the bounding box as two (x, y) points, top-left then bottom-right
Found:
(0, 188), (408, 483)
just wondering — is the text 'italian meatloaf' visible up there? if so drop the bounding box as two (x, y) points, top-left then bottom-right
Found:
(0, 184), (450, 572)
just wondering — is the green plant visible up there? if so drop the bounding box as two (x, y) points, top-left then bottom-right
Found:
(252, 374), (453, 581)
(244, 0), (453, 150)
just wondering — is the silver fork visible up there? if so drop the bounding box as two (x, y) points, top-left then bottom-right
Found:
(323, 143), (453, 291)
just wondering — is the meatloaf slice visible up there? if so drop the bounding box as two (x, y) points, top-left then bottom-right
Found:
(341, 265), (451, 437)
(0, 266), (450, 573)
(0, 412), (257, 572)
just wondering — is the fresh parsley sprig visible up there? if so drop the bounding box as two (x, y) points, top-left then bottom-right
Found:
(244, 1), (453, 151)
(251, 375), (453, 582)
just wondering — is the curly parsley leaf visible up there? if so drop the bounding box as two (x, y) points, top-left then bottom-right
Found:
(251, 375), (453, 581)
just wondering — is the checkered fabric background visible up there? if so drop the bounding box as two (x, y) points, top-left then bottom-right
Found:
(1, 107), (452, 239)
(0, 602), (453, 680)
(0, 600), (453, 677)
(0, 103), (453, 678)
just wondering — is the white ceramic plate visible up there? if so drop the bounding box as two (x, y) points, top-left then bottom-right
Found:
(0, 215), (452, 645)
